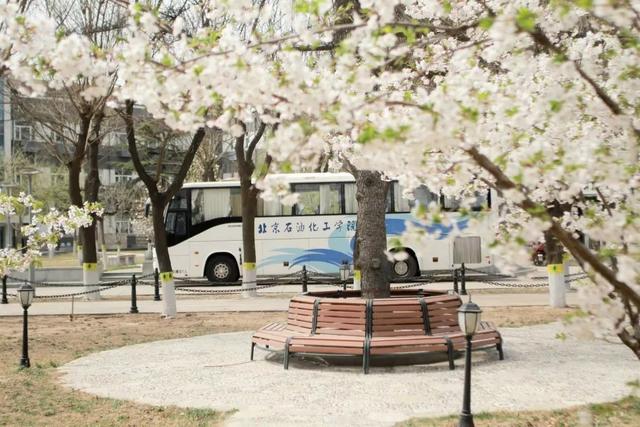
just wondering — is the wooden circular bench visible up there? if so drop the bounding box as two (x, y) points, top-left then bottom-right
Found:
(250, 290), (503, 374)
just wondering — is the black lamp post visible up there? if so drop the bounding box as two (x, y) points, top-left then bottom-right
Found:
(457, 297), (482, 427)
(17, 283), (35, 368)
(339, 261), (350, 292)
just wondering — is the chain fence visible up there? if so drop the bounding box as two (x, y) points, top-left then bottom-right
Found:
(1, 264), (592, 302)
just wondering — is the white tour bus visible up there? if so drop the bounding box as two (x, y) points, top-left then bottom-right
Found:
(163, 172), (495, 281)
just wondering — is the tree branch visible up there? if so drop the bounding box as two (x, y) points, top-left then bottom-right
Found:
(246, 121), (267, 161)
(465, 145), (640, 308)
(164, 126), (206, 202)
(122, 100), (159, 196)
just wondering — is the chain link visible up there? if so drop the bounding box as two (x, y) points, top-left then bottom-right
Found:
(34, 279), (130, 299)
(176, 283), (280, 295)
(2, 265), (592, 301)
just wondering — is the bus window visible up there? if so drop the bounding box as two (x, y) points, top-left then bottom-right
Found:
(320, 183), (342, 214)
(258, 197), (283, 216)
(230, 188), (242, 216)
(293, 184), (321, 215)
(175, 212), (187, 236)
(442, 191), (489, 211)
(442, 195), (461, 211)
(344, 183), (357, 213)
(165, 212), (176, 233)
(191, 188), (232, 225)
(469, 191), (489, 211)
(413, 185), (440, 209)
(394, 183), (411, 213)
(169, 190), (188, 210)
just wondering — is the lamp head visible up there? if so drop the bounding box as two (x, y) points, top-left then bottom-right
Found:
(339, 261), (350, 281)
(17, 283), (35, 309)
(457, 296), (482, 337)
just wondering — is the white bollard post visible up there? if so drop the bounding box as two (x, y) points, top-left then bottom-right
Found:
(101, 245), (108, 270)
(83, 262), (101, 301)
(142, 259), (153, 276)
(160, 271), (177, 317)
(548, 263), (566, 308)
(242, 263), (258, 298)
(143, 241), (154, 276)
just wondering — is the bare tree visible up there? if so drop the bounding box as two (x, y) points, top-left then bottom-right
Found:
(121, 100), (205, 316)
(187, 128), (227, 182)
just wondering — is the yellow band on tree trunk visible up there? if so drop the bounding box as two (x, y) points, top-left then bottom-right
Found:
(354, 270), (362, 280)
(243, 262), (256, 271)
(159, 272), (174, 282)
(83, 263), (98, 271)
(547, 264), (564, 273)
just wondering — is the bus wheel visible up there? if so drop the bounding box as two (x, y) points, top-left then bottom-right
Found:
(205, 256), (239, 282)
(391, 255), (418, 279)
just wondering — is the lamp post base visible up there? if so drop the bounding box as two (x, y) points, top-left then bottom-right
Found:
(458, 413), (474, 427)
(20, 357), (30, 368)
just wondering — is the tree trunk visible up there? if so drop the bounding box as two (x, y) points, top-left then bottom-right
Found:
(357, 170), (390, 299)
(151, 197), (171, 273)
(239, 172), (258, 295)
(234, 122), (266, 296)
(68, 115), (91, 265)
(81, 139), (100, 266)
(544, 230), (564, 265)
(151, 195), (176, 316)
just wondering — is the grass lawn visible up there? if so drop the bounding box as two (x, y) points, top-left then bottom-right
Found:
(0, 307), (636, 426)
(37, 251), (145, 269)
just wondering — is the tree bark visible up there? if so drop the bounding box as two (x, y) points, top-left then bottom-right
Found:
(240, 177), (258, 267)
(151, 196), (171, 272)
(122, 100), (205, 315)
(234, 121), (267, 293)
(544, 230), (564, 265)
(81, 136), (101, 265)
(357, 170), (390, 299)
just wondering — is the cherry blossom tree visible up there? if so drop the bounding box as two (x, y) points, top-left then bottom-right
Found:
(0, 192), (102, 278)
(2, 0), (638, 357)
(108, 0), (638, 356)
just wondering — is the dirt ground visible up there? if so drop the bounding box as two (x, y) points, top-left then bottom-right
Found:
(0, 311), (285, 427)
(399, 395), (640, 427)
(0, 307), (636, 427)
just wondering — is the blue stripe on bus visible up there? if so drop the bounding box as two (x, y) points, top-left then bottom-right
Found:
(258, 216), (470, 270)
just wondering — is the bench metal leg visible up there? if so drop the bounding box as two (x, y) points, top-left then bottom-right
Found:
(250, 342), (255, 361)
(363, 339), (371, 374)
(284, 337), (292, 370)
(496, 331), (504, 360)
(446, 337), (455, 370)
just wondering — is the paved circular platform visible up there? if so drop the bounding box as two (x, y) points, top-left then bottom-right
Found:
(59, 323), (638, 427)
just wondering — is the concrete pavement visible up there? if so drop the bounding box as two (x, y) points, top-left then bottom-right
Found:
(0, 290), (579, 316)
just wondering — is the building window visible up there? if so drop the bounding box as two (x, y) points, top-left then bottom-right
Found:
(14, 125), (33, 141)
(115, 220), (133, 234)
(115, 169), (133, 183)
(112, 132), (127, 146)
